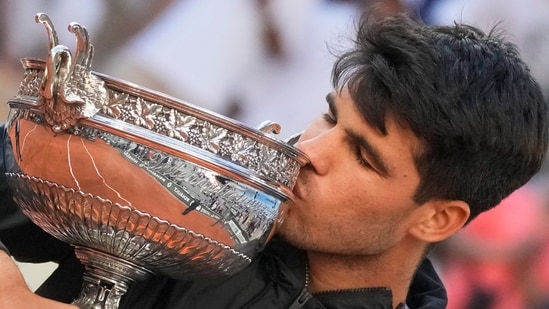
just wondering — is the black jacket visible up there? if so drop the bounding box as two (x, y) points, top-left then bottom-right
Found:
(1, 233), (447, 308)
(117, 239), (448, 309)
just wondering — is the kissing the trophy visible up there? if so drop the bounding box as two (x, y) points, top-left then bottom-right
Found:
(3, 13), (308, 309)
(3, 5), (548, 309)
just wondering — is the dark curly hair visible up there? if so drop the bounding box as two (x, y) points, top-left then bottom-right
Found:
(332, 13), (549, 222)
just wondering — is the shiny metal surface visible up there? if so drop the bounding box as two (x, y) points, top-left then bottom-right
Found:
(4, 13), (308, 309)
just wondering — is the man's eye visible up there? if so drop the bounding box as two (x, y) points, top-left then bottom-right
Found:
(350, 141), (374, 170)
(322, 113), (336, 125)
(354, 149), (373, 169)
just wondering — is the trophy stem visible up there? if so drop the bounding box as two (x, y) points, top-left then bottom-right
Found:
(72, 246), (154, 309)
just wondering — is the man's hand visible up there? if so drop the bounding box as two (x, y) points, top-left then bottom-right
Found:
(0, 251), (77, 308)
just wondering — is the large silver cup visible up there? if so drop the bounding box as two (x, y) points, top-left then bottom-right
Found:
(4, 13), (309, 309)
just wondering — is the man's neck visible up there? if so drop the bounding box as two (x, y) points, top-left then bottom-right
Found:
(306, 241), (424, 308)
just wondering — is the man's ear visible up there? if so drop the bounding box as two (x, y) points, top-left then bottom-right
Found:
(407, 200), (470, 243)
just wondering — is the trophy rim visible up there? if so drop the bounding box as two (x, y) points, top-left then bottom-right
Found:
(13, 58), (309, 203)
(19, 57), (310, 165)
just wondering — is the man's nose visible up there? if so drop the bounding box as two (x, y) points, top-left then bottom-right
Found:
(295, 128), (339, 175)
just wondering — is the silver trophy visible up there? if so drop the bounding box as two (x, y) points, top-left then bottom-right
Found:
(4, 13), (309, 309)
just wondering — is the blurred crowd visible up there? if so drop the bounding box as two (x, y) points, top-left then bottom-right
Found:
(1, 0), (549, 308)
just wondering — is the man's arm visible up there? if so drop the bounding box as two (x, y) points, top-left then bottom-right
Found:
(0, 246), (77, 309)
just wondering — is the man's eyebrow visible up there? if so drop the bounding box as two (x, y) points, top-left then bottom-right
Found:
(345, 128), (391, 177)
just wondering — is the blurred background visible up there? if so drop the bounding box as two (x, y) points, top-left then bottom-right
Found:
(1, 0), (549, 308)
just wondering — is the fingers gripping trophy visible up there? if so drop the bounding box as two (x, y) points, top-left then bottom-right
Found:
(4, 13), (308, 309)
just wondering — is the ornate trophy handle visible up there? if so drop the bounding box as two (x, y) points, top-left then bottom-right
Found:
(35, 12), (108, 133)
(257, 120), (282, 135)
(35, 13), (59, 49)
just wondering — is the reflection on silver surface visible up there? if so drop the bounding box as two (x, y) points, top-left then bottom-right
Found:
(4, 13), (309, 309)
(7, 173), (251, 276)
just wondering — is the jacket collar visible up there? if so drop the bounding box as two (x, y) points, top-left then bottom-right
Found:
(266, 239), (448, 308)
(405, 258), (448, 309)
(312, 258), (447, 309)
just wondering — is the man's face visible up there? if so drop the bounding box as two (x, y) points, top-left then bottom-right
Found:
(278, 87), (424, 256)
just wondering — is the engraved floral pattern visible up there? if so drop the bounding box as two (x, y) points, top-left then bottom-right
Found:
(18, 70), (43, 97)
(231, 137), (258, 168)
(201, 122), (228, 154)
(102, 92), (128, 119)
(129, 97), (163, 130)
(185, 119), (205, 146)
(166, 109), (196, 142)
(259, 145), (280, 178)
(15, 62), (306, 188)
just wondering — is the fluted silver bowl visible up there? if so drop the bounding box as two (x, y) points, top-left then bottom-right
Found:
(3, 13), (308, 309)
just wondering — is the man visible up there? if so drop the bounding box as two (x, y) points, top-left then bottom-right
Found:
(1, 12), (548, 308)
